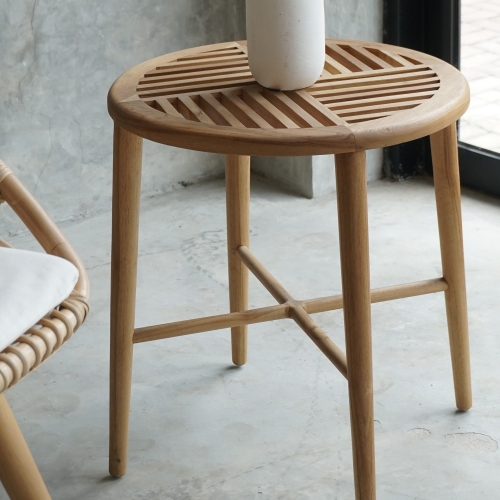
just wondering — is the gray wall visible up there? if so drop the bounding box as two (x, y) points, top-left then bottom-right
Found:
(1, 0), (382, 234)
(1, 0), (245, 234)
(326, 0), (382, 40)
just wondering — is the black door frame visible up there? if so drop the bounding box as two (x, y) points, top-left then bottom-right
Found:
(383, 0), (500, 197)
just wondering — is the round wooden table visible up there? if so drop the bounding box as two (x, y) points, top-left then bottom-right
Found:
(108, 39), (471, 499)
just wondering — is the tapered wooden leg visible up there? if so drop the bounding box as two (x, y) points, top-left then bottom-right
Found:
(335, 151), (376, 500)
(430, 124), (472, 411)
(226, 155), (250, 366)
(0, 395), (51, 500)
(109, 125), (143, 477)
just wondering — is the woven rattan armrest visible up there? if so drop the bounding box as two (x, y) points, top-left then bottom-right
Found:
(0, 160), (90, 394)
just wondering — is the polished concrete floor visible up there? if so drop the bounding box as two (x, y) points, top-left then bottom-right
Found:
(3, 176), (500, 499)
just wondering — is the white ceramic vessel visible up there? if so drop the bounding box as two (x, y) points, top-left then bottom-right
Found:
(246, 0), (325, 91)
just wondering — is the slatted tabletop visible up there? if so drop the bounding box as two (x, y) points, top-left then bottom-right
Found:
(108, 39), (469, 156)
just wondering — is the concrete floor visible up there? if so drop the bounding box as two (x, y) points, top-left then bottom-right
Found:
(3, 176), (500, 499)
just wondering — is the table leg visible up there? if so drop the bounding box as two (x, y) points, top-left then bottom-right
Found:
(109, 125), (143, 477)
(225, 155), (250, 366)
(0, 394), (51, 500)
(430, 124), (472, 411)
(335, 151), (376, 500)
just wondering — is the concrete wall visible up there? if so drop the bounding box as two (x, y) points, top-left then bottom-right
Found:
(0, 0), (245, 234)
(252, 0), (384, 198)
(1, 0), (383, 234)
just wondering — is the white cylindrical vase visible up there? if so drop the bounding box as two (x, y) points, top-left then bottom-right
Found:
(246, 0), (325, 91)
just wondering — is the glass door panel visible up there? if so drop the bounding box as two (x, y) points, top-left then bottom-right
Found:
(460, 0), (500, 153)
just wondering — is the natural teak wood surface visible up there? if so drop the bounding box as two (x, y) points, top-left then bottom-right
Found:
(108, 39), (469, 156)
(109, 126), (143, 478)
(0, 395), (51, 500)
(108, 40), (472, 500)
(430, 124), (472, 411)
(335, 151), (375, 499)
(225, 155), (250, 366)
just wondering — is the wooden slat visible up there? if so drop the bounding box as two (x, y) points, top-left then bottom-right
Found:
(263, 90), (324, 128)
(177, 96), (214, 124)
(137, 71), (253, 92)
(155, 98), (183, 118)
(326, 43), (373, 72)
(324, 54), (352, 75)
(156, 53), (248, 70)
(220, 90), (273, 129)
(284, 89), (347, 126)
(343, 111), (396, 123)
(137, 77), (256, 98)
(209, 43), (242, 52)
(311, 78), (440, 100)
(145, 60), (250, 78)
(341, 45), (393, 70)
(320, 68), (336, 79)
(327, 91), (435, 111)
(198, 93), (245, 127)
(309, 70), (438, 93)
(364, 47), (410, 68)
(164, 83), (257, 101)
(311, 65), (431, 84)
(241, 89), (299, 129)
(315, 83), (440, 104)
(140, 65), (251, 85)
(177, 48), (245, 61)
(401, 54), (423, 66)
(182, 41), (242, 54)
(133, 304), (290, 343)
(334, 100), (423, 117)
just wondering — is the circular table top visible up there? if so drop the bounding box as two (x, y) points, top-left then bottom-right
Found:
(108, 39), (469, 156)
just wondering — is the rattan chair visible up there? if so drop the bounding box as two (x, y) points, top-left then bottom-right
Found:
(0, 160), (89, 500)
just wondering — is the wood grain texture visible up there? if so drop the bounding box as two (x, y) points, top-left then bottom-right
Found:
(133, 304), (289, 343)
(430, 124), (472, 411)
(107, 38), (472, 498)
(226, 155), (250, 366)
(236, 246), (290, 304)
(236, 246), (348, 377)
(0, 395), (51, 500)
(108, 39), (469, 155)
(109, 125), (143, 477)
(132, 278), (447, 343)
(335, 151), (376, 500)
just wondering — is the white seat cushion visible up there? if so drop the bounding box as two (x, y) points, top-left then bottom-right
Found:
(0, 248), (79, 352)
